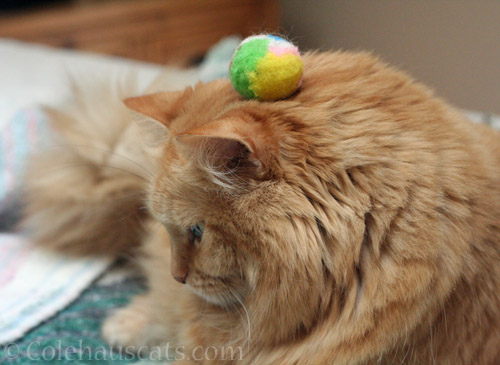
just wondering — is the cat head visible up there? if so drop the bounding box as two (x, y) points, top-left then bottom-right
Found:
(124, 76), (348, 341)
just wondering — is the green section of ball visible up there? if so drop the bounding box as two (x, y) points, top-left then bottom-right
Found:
(229, 38), (269, 99)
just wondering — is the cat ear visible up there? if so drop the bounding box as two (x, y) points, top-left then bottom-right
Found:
(175, 118), (276, 175)
(123, 90), (188, 128)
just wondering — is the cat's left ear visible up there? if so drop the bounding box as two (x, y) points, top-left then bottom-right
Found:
(123, 90), (190, 128)
(176, 118), (277, 175)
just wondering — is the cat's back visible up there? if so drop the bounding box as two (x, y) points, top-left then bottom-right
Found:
(296, 51), (500, 180)
(294, 51), (500, 364)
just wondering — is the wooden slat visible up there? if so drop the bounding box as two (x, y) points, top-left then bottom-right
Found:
(0, 0), (280, 65)
(0, 0), (247, 37)
(40, 3), (253, 45)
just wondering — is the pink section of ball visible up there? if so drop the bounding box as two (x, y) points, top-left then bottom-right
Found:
(269, 45), (300, 57)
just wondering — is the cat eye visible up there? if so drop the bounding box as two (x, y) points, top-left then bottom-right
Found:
(188, 222), (204, 244)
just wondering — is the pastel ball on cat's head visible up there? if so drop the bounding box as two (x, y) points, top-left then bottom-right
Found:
(229, 34), (304, 101)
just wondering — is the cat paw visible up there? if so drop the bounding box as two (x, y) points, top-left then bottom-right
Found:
(102, 305), (168, 353)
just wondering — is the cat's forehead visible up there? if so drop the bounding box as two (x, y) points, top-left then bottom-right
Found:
(152, 156), (227, 222)
(168, 80), (242, 134)
(185, 80), (239, 113)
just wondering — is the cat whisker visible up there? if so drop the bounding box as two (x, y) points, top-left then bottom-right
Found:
(237, 259), (244, 282)
(40, 143), (155, 180)
(46, 163), (152, 184)
(224, 282), (252, 350)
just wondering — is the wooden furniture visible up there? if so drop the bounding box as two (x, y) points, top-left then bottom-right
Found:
(0, 0), (280, 65)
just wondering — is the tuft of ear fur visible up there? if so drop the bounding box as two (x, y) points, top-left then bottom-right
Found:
(132, 118), (169, 159)
(175, 118), (277, 179)
(124, 89), (192, 127)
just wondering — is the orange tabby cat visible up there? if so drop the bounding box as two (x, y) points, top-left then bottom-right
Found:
(23, 51), (500, 364)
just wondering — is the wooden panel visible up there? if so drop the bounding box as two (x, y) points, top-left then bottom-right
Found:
(0, 0), (280, 65)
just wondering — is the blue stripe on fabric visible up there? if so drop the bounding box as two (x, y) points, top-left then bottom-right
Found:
(0, 107), (50, 208)
(11, 112), (29, 175)
(0, 126), (6, 203)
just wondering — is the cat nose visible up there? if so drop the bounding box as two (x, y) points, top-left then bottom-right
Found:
(171, 245), (190, 284)
(173, 270), (189, 284)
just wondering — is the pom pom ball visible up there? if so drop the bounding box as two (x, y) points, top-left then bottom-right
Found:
(229, 35), (303, 101)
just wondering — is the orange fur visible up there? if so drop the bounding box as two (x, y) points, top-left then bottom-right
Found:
(21, 77), (150, 255)
(25, 51), (500, 363)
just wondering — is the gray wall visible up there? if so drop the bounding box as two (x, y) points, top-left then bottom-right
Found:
(282, 0), (500, 114)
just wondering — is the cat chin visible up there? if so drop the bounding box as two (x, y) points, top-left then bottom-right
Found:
(186, 284), (239, 307)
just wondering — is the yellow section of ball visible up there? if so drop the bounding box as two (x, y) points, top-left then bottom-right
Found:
(247, 53), (303, 101)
